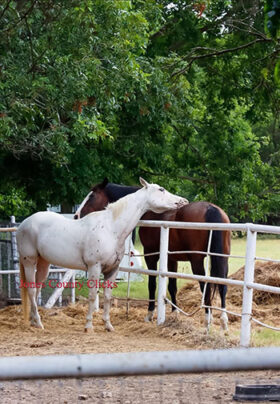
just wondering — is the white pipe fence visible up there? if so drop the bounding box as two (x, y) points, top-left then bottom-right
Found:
(1, 219), (280, 347)
(1, 347), (280, 380)
(132, 220), (280, 348)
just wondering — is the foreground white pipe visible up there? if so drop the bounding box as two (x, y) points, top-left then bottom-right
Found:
(0, 347), (280, 380)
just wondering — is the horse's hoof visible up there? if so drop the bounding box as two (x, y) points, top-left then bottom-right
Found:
(84, 326), (93, 333)
(105, 323), (114, 332)
(144, 311), (154, 322)
(204, 313), (213, 329)
(170, 309), (179, 319)
(220, 312), (228, 332)
(31, 319), (44, 329)
(220, 323), (228, 332)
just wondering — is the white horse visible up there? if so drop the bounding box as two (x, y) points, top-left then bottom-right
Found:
(17, 178), (188, 332)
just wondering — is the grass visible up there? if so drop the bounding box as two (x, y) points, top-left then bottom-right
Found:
(252, 328), (280, 347)
(229, 237), (280, 275)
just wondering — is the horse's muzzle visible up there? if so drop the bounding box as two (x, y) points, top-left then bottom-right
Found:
(176, 198), (189, 209)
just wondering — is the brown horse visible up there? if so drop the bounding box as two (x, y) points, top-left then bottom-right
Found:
(74, 178), (231, 330)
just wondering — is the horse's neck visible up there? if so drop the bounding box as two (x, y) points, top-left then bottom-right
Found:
(108, 190), (147, 243)
(107, 183), (139, 203)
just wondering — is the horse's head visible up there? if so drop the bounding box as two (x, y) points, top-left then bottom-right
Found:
(74, 178), (109, 219)
(139, 178), (188, 213)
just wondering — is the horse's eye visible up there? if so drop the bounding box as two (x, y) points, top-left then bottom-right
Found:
(159, 187), (165, 192)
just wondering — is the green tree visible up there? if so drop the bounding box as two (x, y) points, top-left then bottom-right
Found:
(0, 0), (280, 223)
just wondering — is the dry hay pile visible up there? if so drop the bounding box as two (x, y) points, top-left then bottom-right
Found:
(177, 261), (280, 326)
(158, 316), (236, 349)
(230, 261), (280, 305)
(0, 298), (238, 357)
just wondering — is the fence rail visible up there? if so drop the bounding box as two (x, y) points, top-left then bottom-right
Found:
(138, 220), (280, 234)
(0, 227), (17, 232)
(1, 347), (280, 380)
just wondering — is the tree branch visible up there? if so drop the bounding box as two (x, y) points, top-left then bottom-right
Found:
(0, 0), (12, 21)
(171, 38), (272, 78)
(2, 0), (37, 33)
(24, 16), (35, 78)
(226, 19), (269, 41)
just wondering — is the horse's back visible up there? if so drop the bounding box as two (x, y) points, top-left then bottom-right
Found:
(17, 212), (77, 257)
(139, 201), (230, 256)
(175, 201), (228, 222)
(175, 201), (230, 255)
(17, 212), (65, 241)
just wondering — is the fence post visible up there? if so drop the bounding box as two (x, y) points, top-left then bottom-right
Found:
(10, 216), (18, 267)
(240, 227), (257, 347)
(71, 272), (76, 304)
(126, 233), (133, 316)
(10, 216), (19, 297)
(58, 272), (62, 307)
(157, 226), (169, 325)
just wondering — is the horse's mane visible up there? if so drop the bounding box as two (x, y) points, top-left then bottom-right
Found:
(106, 193), (132, 221)
(105, 183), (139, 203)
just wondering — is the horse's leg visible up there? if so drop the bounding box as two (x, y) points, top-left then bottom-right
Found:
(190, 258), (213, 332)
(24, 259), (44, 329)
(35, 257), (50, 301)
(217, 257), (229, 331)
(219, 284), (228, 331)
(85, 262), (101, 331)
(102, 270), (118, 331)
(144, 252), (159, 322)
(167, 259), (178, 313)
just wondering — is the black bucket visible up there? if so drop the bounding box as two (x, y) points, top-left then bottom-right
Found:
(233, 384), (280, 402)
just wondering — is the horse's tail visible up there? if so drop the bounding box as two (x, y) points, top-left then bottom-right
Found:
(20, 261), (29, 324)
(205, 205), (229, 300)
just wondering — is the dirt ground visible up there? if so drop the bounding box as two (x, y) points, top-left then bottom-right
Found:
(1, 261), (280, 403)
(2, 371), (280, 404)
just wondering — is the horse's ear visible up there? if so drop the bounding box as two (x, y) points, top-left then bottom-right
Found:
(100, 178), (109, 188)
(139, 177), (149, 188)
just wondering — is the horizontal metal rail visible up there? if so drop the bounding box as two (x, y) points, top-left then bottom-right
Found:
(3, 221), (280, 234)
(167, 250), (245, 259)
(7, 264), (279, 300)
(119, 266), (280, 294)
(0, 227), (17, 232)
(0, 268), (76, 275)
(255, 256), (280, 264)
(138, 220), (280, 234)
(1, 347), (280, 380)
(247, 281), (280, 294)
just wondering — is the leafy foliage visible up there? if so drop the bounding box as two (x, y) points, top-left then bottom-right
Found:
(0, 0), (280, 222)
(264, 0), (280, 83)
